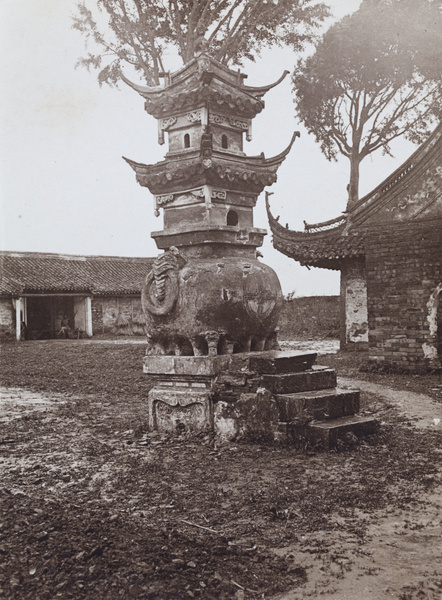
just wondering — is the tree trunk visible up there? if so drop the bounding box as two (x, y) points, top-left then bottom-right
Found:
(347, 151), (360, 208)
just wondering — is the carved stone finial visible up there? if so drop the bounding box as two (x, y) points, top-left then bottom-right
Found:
(205, 330), (221, 356)
(194, 24), (209, 56)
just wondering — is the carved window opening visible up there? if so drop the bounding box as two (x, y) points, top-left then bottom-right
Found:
(184, 133), (190, 148)
(221, 134), (228, 149)
(227, 210), (239, 226)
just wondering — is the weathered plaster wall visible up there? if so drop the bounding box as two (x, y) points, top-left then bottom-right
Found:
(0, 298), (15, 338)
(73, 297), (85, 332)
(340, 258), (369, 351)
(91, 296), (144, 335)
(365, 220), (442, 371)
(424, 283), (442, 362)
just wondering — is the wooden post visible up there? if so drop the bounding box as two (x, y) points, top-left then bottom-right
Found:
(85, 297), (93, 337)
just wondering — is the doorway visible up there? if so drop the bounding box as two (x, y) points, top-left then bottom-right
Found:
(26, 296), (75, 339)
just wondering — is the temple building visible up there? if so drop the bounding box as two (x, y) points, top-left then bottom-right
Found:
(267, 123), (442, 372)
(0, 251), (152, 340)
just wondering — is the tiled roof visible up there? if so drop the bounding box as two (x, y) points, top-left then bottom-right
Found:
(122, 53), (268, 119)
(0, 251), (154, 296)
(270, 224), (364, 271)
(265, 195), (364, 269)
(267, 122), (442, 269)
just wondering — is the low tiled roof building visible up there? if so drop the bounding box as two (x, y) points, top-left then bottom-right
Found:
(267, 124), (442, 372)
(0, 252), (153, 340)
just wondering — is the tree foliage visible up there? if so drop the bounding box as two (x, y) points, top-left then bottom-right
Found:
(72, 0), (329, 86)
(293, 0), (442, 205)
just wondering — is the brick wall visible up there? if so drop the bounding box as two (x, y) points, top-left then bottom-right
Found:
(365, 220), (442, 371)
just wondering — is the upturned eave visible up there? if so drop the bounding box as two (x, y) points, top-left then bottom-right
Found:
(123, 144), (297, 195)
(266, 193), (363, 269)
(242, 70), (290, 97)
(120, 55), (291, 120)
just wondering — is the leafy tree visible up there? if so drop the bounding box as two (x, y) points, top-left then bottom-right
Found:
(293, 0), (442, 206)
(72, 0), (329, 86)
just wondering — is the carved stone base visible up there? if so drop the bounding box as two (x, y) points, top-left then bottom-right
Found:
(148, 382), (213, 433)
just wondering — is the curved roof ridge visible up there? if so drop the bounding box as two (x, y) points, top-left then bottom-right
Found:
(265, 192), (346, 241)
(119, 71), (164, 97)
(262, 131), (300, 166)
(350, 122), (442, 220)
(243, 70), (290, 97)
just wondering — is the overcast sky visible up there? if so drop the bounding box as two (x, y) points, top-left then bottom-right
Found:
(0, 0), (416, 295)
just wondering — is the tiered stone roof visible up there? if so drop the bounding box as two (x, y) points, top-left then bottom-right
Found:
(121, 55), (289, 119)
(123, 52), (297, 198)
(124, 132), (299, 195)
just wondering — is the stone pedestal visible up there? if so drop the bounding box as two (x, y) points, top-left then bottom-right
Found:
(144, 350), (378, 449)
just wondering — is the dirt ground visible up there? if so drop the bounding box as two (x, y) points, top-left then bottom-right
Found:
(0, 340), (441, 600)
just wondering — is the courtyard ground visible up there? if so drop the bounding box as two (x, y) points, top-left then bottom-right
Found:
(0, 340), (441, 600)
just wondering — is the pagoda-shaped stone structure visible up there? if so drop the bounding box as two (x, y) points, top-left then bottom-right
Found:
(123, 48), (376, 446)
(123, 51), (297, 357)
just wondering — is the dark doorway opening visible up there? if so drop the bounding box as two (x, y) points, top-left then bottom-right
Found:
(26, 296), (75, 340)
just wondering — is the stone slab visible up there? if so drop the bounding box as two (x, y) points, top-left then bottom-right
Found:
(214, 389), (279, 442)
(275, 388), (360, 421)
(228, 350), (317, 374)
(144, 350), (318, 377)
(306, 416), (378, 449)
(144, 355), (231, 376)
(261, 368), (337, 395)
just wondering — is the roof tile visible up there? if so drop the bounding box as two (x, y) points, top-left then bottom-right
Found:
(0, 252), (154, 296)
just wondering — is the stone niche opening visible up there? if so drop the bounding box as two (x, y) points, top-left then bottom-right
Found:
(227, 209), (239, 226)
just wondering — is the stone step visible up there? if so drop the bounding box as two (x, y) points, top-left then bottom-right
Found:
(306, 416), (378, 449)
(275, 388), (360, 421)
(261, 366), (337, 395)
(280, 415), (378, 449)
